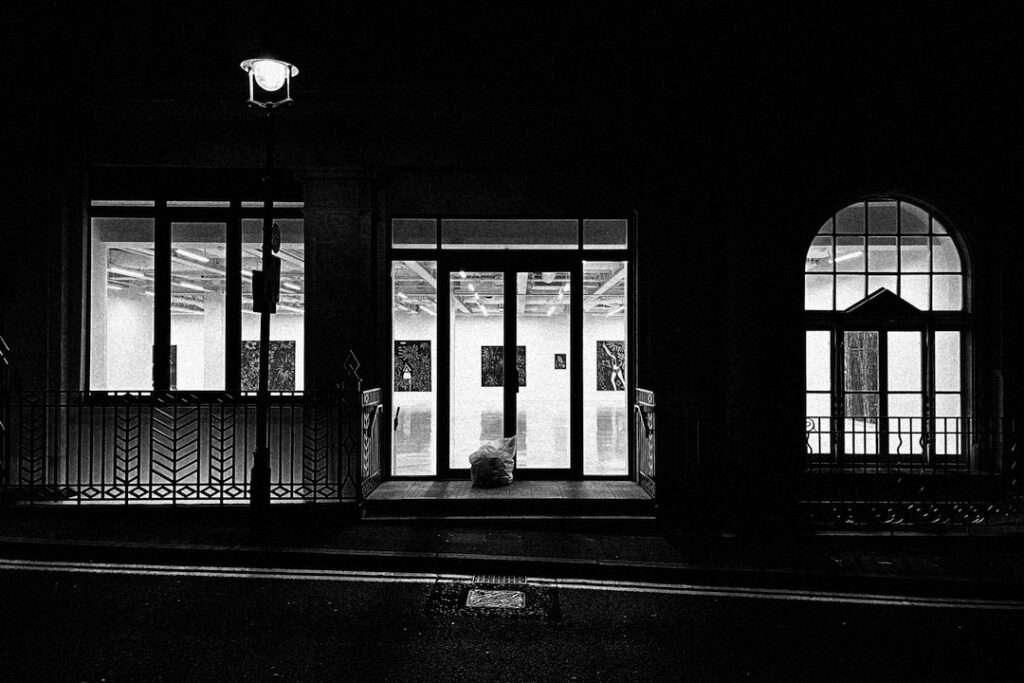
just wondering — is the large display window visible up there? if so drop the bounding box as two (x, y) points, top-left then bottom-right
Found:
(88, 199), (303, 392)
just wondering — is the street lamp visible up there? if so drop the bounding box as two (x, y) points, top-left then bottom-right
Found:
(241, 55), (298, 509)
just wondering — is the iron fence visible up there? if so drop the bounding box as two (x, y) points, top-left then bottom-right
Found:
(804, 415), (1023, 527)
(0, 389), (382, 505)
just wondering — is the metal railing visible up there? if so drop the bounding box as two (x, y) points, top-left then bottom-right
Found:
(0, 389), (383, 506)
(804, 415), (1023, 527)
(634, 388), (656, 498)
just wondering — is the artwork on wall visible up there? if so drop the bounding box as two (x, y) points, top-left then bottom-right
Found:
(554, 353), (566, 369)
(481, 345), (526, 387)
(597, 340), (626, 391)
(394, 340), (432, 392)
(240, 340), (297, 391)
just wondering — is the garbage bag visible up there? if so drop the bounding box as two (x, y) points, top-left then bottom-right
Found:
(469, 435), (516, 487)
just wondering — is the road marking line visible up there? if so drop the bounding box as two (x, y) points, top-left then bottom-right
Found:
(1, 558), (1021, 610)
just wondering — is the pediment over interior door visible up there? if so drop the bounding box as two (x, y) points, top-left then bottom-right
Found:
(843, 288), (923, 316)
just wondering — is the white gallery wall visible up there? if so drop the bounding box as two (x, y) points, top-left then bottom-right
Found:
(392, 310), (627, 475)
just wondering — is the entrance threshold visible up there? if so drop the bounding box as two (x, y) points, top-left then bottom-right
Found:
(364, 480), (654, 520)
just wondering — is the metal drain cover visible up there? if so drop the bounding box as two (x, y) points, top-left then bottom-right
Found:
(466, 589), (526, 609)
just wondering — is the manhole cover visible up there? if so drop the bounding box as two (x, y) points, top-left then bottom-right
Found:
(466, 589), (526, 609)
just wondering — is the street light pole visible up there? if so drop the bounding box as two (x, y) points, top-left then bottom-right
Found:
(251, 107), (275, 509)
(241, 56), (298, 511)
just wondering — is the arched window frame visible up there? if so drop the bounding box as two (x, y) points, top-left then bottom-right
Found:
(804, 197), (971, 470)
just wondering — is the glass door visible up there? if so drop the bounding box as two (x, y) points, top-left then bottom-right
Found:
(514, 270), (572, 470)
(439, 260), (580, 477)
(447, 270), (507, 470)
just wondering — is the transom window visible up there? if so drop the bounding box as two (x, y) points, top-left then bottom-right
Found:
(804, 199), (968, 467)
(805, 200), (963, 312)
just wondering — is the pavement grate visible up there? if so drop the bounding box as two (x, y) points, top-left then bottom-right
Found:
(466, 589), (526, 609)
(426, 578), (559, 621)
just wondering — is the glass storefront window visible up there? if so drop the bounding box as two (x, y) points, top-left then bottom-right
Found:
(242, 219), (305, 391)
(90, 217), (155, 391)
(171, 222), (226, 390)
(584, 261), (628, 475)
(391, 261), (438, 475)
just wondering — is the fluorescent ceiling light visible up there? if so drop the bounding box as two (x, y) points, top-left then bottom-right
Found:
(109, 266), (146, 279)
(175, 248), (210, 263)
(833, 251), (863, 263)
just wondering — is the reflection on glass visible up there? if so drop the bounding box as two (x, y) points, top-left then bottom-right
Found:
(171, 223), (226, 390)
(844, 331), (878, 456)
(516, 271), (570, 469)
(90, 217), (155, 390)
(584, 261), (628, 474)
(242, 219), (304, 391)
(450, 271), (505, 469)
(392, 261), (437, 475)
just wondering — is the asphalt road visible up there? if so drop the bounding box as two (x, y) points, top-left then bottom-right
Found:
(0, 562), (1021, 682)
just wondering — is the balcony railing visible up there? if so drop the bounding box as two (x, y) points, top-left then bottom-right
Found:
(0, 389), (382, 506)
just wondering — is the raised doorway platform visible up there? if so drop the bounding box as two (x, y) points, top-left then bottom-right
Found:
(364, 480), (654, 519)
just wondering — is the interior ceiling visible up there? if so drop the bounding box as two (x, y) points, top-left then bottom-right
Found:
(393, 263), (626, 317)
(105, 243), (305, 314)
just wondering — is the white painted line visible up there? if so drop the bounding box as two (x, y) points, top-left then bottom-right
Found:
(1, 559), (1021, 611)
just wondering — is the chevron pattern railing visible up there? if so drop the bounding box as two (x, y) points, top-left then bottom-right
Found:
(0, 391), (378, 505)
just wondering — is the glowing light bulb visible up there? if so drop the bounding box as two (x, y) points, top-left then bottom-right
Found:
(253, 60), (288, 91)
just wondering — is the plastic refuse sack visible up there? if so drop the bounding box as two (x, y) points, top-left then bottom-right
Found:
(469, 435), (516, 487)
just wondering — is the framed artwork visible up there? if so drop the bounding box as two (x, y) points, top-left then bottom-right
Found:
(597, 340), (625, 391)
(394, 340), (432, 392)
(481, 345), (526, 387)
(554, 353), (566, 369)
(240, 340), (297, 391)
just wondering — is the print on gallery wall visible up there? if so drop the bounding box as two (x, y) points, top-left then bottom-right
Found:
(481, 346), (527, 387)
(394, 340), (432, 392)
(240, 340), (297, 391)
(597, 341), (625, 391)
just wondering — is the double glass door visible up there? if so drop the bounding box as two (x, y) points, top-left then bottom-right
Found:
(442, 260), (579, 476)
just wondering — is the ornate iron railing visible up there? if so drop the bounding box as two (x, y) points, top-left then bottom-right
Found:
(634, 388), (656, 498)
(804, 415), (1023, 527)
(0, 390), (383, 506)
(359, 387), (383, 501)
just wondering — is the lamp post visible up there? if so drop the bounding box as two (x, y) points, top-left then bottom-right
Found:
(240, 56), (298, 509)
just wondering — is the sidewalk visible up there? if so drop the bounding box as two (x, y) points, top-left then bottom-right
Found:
(1, 504), (1022, 602)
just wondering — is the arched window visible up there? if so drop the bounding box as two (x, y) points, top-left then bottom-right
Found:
(804, 199), (967, 466)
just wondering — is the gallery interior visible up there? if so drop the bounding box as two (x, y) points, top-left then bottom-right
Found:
(2, 5), (1022, 531)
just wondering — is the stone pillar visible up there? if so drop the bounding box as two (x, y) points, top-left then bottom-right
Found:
(303, 171), (377, 391)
